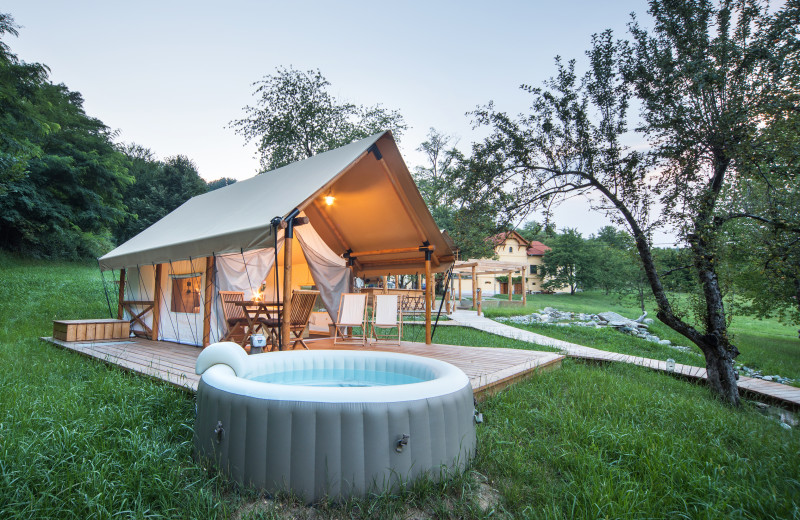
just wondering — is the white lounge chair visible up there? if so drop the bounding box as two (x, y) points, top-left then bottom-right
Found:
(332, 293), (368, 346)
(371, 294), (402, 345)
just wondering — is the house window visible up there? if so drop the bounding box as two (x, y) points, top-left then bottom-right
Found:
(530, 265), (537, 275)
(170, 274), (201, 314)
(509, 246), (513, 253)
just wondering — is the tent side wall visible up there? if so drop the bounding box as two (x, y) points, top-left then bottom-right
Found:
(122, 260), (227, 347)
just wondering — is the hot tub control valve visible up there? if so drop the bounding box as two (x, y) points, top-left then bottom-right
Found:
(214, 421), (225, 444)
(396, 434), (410, 453)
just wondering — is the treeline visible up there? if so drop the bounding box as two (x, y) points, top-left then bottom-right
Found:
(516, 224), (692, 300)
(0, 14), (234, 259)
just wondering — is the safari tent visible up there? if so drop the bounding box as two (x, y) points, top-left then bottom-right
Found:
(98, 131), (455, 347)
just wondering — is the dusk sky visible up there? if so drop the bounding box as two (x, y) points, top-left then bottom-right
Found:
(5, 1), (663, 239)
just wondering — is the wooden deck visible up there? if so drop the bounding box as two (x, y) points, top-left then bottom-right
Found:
(41, 336), (563, 398)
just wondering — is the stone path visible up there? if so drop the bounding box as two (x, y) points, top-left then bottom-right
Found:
(448, 309), (800, 408)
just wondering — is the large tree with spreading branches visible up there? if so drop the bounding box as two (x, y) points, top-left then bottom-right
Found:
(458, 0), (799, 405)
(231, 66), (406, 172)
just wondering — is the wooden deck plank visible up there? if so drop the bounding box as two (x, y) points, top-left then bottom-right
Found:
(42, 336), (563, 397)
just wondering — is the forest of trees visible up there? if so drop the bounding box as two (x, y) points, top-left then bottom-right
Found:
(0, 13), (233, 259)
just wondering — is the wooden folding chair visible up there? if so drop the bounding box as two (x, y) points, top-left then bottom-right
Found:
(371, 294), (402, 345)
(332, 293), (368, 346)
(219, 291), (249, 347)
(286, 290), (319, 350)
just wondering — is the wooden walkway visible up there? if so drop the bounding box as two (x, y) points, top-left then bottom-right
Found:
(41, 336), (563, 398)
(449, 310), (800, 408)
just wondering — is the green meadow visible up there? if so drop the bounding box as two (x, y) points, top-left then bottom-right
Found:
(1, 254), (798, 519)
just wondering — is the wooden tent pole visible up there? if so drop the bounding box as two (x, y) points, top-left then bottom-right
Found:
(151, 264), (163, 341)
(522, 265), (527, 306)
(471, 266), (477, 310)
(202, 256), (215, 347)
(425, 251), (432, 344)
(458, 273), (462, 301)
(382, 275), (388, 294)
(281, 235), (293, 349)
(508, 270), (514, 301)
(117, 268), (126, 319)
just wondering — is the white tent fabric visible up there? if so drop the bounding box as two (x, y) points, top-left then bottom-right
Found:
(295, 222), (351, 321)
(99, 131), (454, 276)
(215, 243), (283, 299)
(98, 133), (386, 271)
(121, 223), (352, 346)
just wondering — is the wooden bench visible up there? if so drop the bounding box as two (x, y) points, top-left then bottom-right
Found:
(53, 319), (131, 342)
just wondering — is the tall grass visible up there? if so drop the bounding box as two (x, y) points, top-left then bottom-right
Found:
(0, 254), (234, 518)
(2, 253), (798, 519)
(477, 360), (800, 519)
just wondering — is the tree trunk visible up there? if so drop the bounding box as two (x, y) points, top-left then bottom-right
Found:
(701, 337), (740, 405)
(590, 165), (741, 405)
(794, 277), (800, 338)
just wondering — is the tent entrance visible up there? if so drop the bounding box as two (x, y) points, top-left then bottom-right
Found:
(158, 259), (207, 346)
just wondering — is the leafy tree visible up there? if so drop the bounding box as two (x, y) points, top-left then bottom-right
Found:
(0, 83), (131, 258)
(720, 3), (800, 325)
(447, 205), (501, 261)
(206, 177), (236, 191)
(595, 225), (631, 250)
(413, 128), (462, 213)
(113, 148), (207, 243)
(231, 67), (407, 172)
(410, 128), (501, 260)
(517, 220), (557, 242)
(0, 13), (52, 197)
(465, 1), (798, 404)
(541, 228), (593, 294)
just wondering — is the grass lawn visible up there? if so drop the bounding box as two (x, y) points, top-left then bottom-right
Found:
(483, 291), (800, 382)
(2, 253), (799, 519)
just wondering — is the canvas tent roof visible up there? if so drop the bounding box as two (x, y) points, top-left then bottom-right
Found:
(99, 131), (454, 276)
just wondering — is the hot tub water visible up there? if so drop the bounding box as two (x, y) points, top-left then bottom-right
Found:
(249, 367), (427, 387)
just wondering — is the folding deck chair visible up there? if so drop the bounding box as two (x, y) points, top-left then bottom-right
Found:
(286, 290), (319, 350)
(371, 294), (402, 345)
(219, 291), (250, 347)
(332, 293), (368, 345)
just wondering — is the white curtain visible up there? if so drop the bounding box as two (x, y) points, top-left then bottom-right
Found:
(295, 222), (352, 322)
(215, 241), (283, 298)
(214, 241), (283, 342)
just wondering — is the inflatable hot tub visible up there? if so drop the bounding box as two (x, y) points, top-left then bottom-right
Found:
(193, 342), (476, 502)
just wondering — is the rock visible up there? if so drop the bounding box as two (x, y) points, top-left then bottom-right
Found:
(608, 321), (628, 327)
(780, 422), (791, 430)
(598, 311), (630, 323)
(643, 318), (654, 325)
(658, 339), (671, 345)
(763, 376), (774, 382)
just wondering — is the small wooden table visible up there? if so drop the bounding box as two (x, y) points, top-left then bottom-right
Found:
(233, 301), (283, 350)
